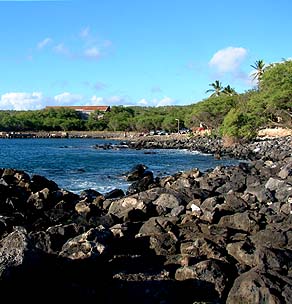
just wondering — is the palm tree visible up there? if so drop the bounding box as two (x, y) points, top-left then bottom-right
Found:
(206, 80), (223, 97)
(250, 60), (266, 85)
(222, 85), (237, 96)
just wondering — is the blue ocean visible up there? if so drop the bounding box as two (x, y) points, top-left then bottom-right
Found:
(0, 138), (240, 194)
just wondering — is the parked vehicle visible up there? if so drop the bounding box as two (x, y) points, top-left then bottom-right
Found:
(179, 128), (190, 134)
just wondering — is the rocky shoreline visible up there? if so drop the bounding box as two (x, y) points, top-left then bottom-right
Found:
(0, 136), (292, 303)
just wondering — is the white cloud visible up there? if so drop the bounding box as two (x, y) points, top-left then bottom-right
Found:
(209, 47), (248, 73)
(107, 96), (126, 104)
(89, 95), (104, 105)
(138, 98), (148, 106)
(0, 91), (178, 110)
(156, 97), (175, 107)
(53, 43), (70, 56)
(0, 92), (44, 110)
(138, 96), (175, 107)
(84, 47), (100, 60)
(88, 95), (128, 106)
(54, 92), (83, 105)
(37, 37), (52, 49)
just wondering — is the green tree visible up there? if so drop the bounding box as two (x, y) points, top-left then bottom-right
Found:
(86, 111), (107, 130)
(250, 59), (266, 88)
(257, 59), (292, 126)
(222, 85), (237, 96)
(206, 80), (223, 97)
(221, 108), (258, 139)
(105, 106), (134, 131)
(161, 116), (177, 132)
(188, 95), (238, 130)
(133, 116), (156, 132)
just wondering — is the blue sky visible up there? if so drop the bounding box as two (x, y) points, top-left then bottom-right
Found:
(0, 0), (291, 110)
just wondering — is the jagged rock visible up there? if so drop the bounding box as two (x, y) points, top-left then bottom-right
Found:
(150, 232), (178, 255)
(126, 164), (147, 181)
(60, 226), (113, 260)
(127, 174), (154, 194)
(245, 184), (274, 203)
(250, 227), (287, 248)
(27, 188), (52, 210)
(218, 211), (260, 233)
(175, 259), (234, 299)
(226, 269), (287, 304)
(75, 199), (91, 216)
(278, 162), (292, 179)
(108, 196), (146, 219)
(226, 240), (255, 267)
(254, 246), (292, 273)
(180, 236), (228, 262)
(30, 174), (59, 192)
(200, 196), (222, 223)
(80, 188), (103, 202)
(138, 216), (179, 237)
(104, 188), (124, 199)
(1, 136), (292, 303)
(0, 227), (31, 278)
(219, 190), (248, 213)
(45, 223), (84, 252)
(153, 192), (183, 210)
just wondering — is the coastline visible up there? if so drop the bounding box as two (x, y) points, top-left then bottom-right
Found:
(2, 129), (292, 162)
(0, 129), (190, 140)
(0, 133), (292, 302)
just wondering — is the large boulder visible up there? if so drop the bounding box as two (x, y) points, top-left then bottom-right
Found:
(226, 269), (289, 304)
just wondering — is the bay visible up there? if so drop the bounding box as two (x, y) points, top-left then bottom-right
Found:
(0, 138), (240, 194)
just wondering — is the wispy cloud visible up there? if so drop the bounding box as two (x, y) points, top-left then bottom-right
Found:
(209, 46), (248, 73)
(80, 26), (90, 39)
(53, 43), (71, 56)
(54, 92), (83, 105)
(35, 26), (112, 61)
(93, 81), (106, 90)
(37, 37), (53, 49)
(83, 81), (107, 91)
(84, 47), (100, 60)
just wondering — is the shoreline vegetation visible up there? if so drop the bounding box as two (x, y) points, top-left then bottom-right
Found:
(1, 126), (292, 139)
(1, 59), (292, 302)
(1, 60), (292, 142)
(0, 132), (292, 302)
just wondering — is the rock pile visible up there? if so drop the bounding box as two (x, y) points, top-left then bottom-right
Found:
(128, 135), (292, 161)
(0, 137), (292, 303)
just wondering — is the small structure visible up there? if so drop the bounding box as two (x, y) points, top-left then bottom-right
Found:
(198, 122), (207, 132)
(45, 106), (110, 118)
(193, 122), (211, 136)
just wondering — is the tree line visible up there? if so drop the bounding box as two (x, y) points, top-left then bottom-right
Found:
(0, 104), (191, 133)
(0, 59), (291, 139)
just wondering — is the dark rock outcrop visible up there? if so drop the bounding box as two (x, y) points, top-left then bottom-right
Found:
(0, 136), (292, 303)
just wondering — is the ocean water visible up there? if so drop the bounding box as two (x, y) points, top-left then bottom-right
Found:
(0, 138), (240, 194)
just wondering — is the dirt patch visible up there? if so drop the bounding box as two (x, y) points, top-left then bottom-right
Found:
(257, 128), (292, 138)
